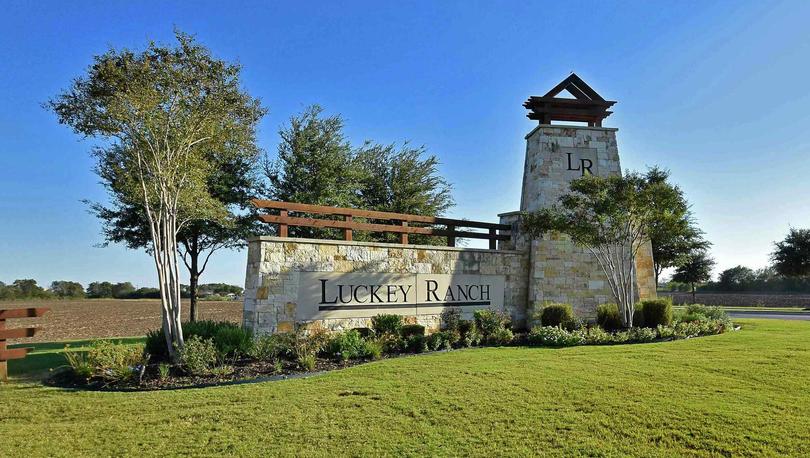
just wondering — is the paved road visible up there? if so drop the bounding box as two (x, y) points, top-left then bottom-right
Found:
(729, 311), (810, 321)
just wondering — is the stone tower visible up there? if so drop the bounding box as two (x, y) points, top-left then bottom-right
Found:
(500, 74), (656, 319)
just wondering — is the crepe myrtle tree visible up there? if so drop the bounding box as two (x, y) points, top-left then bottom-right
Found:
(522, 171), (673, 328)
(48, 31), (266, 357)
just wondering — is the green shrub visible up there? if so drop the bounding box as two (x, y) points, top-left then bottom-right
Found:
(293, 328), (330, 361)
(458, 320), (482, 347)
(627, 327), (657, 343)
(144, 320), (246, 361)
(474, 309), (510, 337)
(80, 340), (149, 383)
(326, 330), (366, 361)
(362, 339), (383, 360)
(63, 345), (93, 380)
(298, 354), (317, 371)
(405, 334), (427, 353)
(484, 327), (514, 346)
(583, 326), (614, 345)
(400, 324), (425, 339)
(656, 324), (675, 340)
(178, 335), (219, 376)
(250, 334), (287, 361)
(440, 308), (462, 332)
(214, 326), (253, 358)
(352, 327), (374, 339)
(528, 326), (584, 347)
(596, 303), (623, 331)
(372, 314), (403, 336)
(426, 331), (457, 351)
(639, 299), (672, 328)
(157, 363), (171, 382)
(377, 334), (406, 354)
(538, 303), (574, 328)
(144, 329), (167, 360)
(677, 304), (729, 323)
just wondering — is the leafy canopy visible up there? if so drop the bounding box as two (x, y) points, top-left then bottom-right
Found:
(771, 228), (810, 277)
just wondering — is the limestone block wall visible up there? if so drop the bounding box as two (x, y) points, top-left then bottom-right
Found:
(243, 237), (530, 335)
(507, 124), (656, 320)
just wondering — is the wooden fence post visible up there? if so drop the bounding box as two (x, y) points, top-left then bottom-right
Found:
(400, 221), (408, 245)
(344, 215), (353, 241)
(0, 307), (49, 382)
(447, 225), (456, 247)
(278, 209), (288, 237)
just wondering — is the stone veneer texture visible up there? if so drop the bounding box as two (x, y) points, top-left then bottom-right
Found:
(243, 237), (529, 335)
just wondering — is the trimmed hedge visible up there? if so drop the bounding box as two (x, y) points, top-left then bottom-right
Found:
(400, 324), (426, 338)
(539, 303), (575, 328)
(596, 303), (623, 331)
(639, 299), (673, 328)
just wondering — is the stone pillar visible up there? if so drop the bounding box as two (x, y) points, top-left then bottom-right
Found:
(509, 124), (656, 321)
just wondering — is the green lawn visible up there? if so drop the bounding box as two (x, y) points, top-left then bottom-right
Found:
(1, 319), (808, 456)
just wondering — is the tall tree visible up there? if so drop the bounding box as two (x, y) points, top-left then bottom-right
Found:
(771, 228), (810, 277)
(49, 281), (85, 298)
(523, 172), (669, 328)
(717, 265), (756, 291)
(87, 141), (262, 320)
(49, 31), (266, 357)
(671, 249), (715, 303)
(644, 167), (710, 285)
(354, 141), (454, 244)
(264, 105), (359, 238)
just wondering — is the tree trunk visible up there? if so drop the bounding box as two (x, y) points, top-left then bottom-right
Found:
(150, 208), (185, 359)
(691, 283), (696, 304)
(189, 236), (199, 322)
(188, 251), (200, 323)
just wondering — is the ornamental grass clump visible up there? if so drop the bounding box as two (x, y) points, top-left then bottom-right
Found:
(65, 340), (149, 383)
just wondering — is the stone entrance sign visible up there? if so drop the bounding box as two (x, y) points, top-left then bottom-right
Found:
(243, 73), (656, 335)
(297, 272), (506, 319)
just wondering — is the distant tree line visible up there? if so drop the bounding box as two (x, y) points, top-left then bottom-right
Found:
(663, 228), (810, 295)
(0, 279), (242, 300)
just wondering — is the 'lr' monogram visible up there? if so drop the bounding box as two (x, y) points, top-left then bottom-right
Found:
(566, 152), (593, 176)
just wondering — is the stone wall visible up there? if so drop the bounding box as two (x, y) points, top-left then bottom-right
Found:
(243, 237), (530, 335)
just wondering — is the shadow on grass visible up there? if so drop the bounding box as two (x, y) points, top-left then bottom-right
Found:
(7, 337), (145, 380)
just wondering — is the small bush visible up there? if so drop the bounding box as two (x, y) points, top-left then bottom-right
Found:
(178, 336), (219, 376)
(426, 331), (456, 351)
(400, 324), (426, 339)
(440, 308), (462, 332)
(538, 303), (575, 329)
(377, 334), (407, 354)
(144, 329), (167, 360)
(596, 303), (623, 331)
(157, 363), (171, 382)
(458, 320), (482, 347)
(679, 304), (729, 322)
(484, 327), (514, 346)
(326, 330), (366, 361)
(372, 314), (403, 336)
(298, 354), (317, 371)
(214, 326), (253, 359)
(405, 334), (427, 353)
(82, 340), (148, 383)
(583, 326), (614, 345)
(63, 345), (93, 380)
(250, 334), (287, 361)
(474, 309), (510, 337)
(528, 326), (584, 347)
(639, 299), (672, 328)
(627, 327), (657, 343)
(352, 327), (374, 339)
(361, 339), (383, 360)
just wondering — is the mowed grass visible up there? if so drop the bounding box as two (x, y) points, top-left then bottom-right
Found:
(1, 319), (809, 457)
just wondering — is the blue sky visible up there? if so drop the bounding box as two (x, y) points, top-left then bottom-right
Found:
(1, 0), (809, 288)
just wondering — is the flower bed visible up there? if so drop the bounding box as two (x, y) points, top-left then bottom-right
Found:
(51, 303), (735, 391)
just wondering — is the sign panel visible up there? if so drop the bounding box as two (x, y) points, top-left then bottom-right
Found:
(297, 272), (506, 319)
